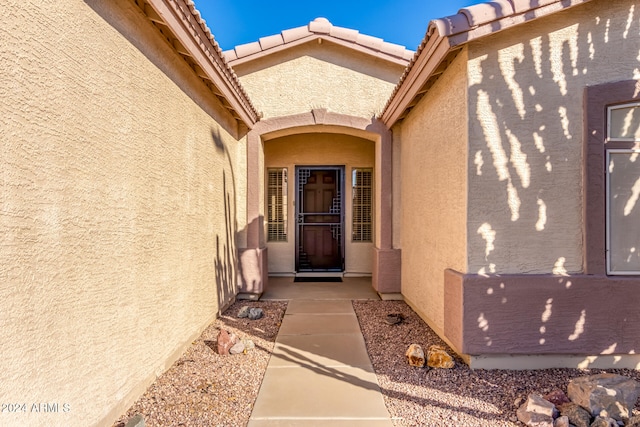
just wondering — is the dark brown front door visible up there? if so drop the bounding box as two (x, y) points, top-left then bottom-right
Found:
(296, 168), (343, 271)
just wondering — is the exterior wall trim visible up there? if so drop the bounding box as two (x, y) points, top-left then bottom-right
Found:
(445, 269), (640, 356)
(239, 109), (400, 293)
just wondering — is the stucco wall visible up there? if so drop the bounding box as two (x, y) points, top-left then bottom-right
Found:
(467, 0), (640, 274)
(0, 1), (243, 426)
(233, 43), (404, 119)
(264, 133), (375, 274)
(399, 51), (469, 333)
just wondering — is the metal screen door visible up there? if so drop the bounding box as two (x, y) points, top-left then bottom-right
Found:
(295, 167), (344, 271)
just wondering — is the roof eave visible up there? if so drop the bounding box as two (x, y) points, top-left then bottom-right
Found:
(380, 0), (594, 127)
(144, 0), (260, 127)
(380, 35), (453, 126)
(227, 35), (411, 68)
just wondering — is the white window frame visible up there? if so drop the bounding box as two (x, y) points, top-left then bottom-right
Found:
(607, 102), (640, 142)
(606, 149), (640, 275)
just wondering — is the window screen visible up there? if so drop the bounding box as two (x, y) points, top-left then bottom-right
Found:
(352, 168), (372, 242)
(608, 102), (640, 141)
(267, 168), (287, 242)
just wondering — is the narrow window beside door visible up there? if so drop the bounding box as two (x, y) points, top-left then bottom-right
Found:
(267, 168), (287, 242)
(352, 168), (372, 242)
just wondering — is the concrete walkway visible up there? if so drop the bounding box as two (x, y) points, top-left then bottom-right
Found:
(248, 277), (393, 426)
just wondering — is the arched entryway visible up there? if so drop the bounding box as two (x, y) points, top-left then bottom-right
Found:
(238, 109), (400, 294)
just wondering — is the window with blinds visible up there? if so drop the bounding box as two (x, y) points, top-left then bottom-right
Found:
(352, 168), (372, 242)
(267, 168), (287, 242)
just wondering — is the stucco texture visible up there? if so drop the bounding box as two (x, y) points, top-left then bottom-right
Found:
(264, 133), (375, 274)
(399, 51), (469, 334)
(0, 1), (243, 426)
(233, 42), (405, 120)
(466, 0), (640, 274)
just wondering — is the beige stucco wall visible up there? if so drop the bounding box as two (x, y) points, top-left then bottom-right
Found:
(398, 51), (469, 333)
(0, 1), (244, 426)
(264, 133), (375, 274)
(467, 0), (640, 274)
(233, 42), (405, 120)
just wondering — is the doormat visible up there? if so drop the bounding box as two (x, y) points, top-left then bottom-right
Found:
(294, 277), (343, 283)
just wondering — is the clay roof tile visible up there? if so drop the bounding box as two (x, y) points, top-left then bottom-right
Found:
(355, 34), (384, 51)
(308, 17), (331, 34)
(259, 34), (285, 50)
(329, 26), (360, 43)
(234, 41), (262, 58)
(380, 41), (408, 59)
(459, 0), (515, 27)
(281, 25), (313, 43)
(429, 13), (472, 37)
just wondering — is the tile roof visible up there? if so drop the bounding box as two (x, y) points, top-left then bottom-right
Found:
(181, 0), (260, 122)
(224, 18), (414, 66)
(143, 0), (260, 125)
(380, 0), (593, 125)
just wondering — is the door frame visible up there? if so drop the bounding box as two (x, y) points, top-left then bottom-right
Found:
(295, 166), (345, 272)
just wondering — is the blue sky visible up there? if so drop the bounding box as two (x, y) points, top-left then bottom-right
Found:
(196, 1), (479, 52)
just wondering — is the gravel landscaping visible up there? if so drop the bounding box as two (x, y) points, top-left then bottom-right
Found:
(113, 298), (640, 427)
(112, 300), (287, 427)
(353, 300), (640, 427)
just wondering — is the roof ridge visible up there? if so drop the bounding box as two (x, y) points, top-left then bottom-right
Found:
(224, 17), (414, 64)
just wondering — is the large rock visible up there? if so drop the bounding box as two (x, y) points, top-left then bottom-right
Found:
(544, 389), (571, 408)
(229, 341), (246, 355)
(516, 393), (558, 427)
(589, 416), (618, 427)
(237, 306), (251, 318)
(627, 415), (640, 427)
(553, 415), (569, 427)
(248, 307), (264, 320)
(216, 329), (238, 355)
(405, 344), (425, 368)
(567, 374), (640, 422)
(559, 402), (591, 427)
(426, 345), (455, 369)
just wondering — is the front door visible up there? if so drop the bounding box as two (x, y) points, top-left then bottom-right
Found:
(296, 167), (344, 272)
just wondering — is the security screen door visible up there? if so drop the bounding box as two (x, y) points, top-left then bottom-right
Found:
(296, 167), (344, 271)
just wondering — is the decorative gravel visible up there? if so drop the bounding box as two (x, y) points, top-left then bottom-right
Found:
(114, 298), (639, 427)
(113, 300), (287, 427)
(353, 300), (640, 427)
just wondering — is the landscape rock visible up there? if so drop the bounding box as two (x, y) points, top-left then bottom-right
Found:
(125, 414), (145, 427)
(517, 393), (559, 427)
(248, 307), (264, 320)
(405, 344), (425, 368)
(627, 415), (640, 427)
(567, 374), (640, 422)
(216, 329), (238, 355)
(426, 345), (455, 369)
(553, 415), (570, 427)
(545, 389), (571, 408)
(590, 416), (618, 427)
(385, 313), (404, 325)
(229, 342), (246, 355)
(237, 306), (251, 318)
(242, 339), (255, 350)
(559, 402), (592, 427)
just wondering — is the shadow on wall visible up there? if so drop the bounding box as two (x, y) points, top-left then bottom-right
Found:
(459, 0), (640, 360)
(210, 126), (246, 311)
